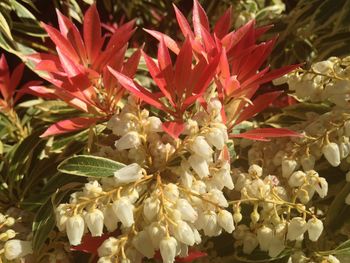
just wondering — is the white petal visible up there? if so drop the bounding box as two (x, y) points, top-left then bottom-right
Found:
(85, 209), (104, 237)
(114, 163), (143, 185)
(113, 197), (134, 227)
(66, 215), (85, 246)
(4, 240), (33, 260)
(159, 237), (177, 263)
(188, 154), (209, 178)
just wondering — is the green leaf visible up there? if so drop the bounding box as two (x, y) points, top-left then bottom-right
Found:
(9, 0), (36, 20)
(58, 155), (126, 178)
(0, 11), (13, 40)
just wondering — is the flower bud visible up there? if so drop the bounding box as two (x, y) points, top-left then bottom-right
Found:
(159, 237), (177, 263)
(248, 164), (263, 177)
(85, 209), (104, 237)
(233, 211), (243, 224)
(148, 116), (162, 132)
(322, 142), (341, 167)
(4, 240), (33, 260)
(103, 205), (119, 232)
(173, 221), (195, 246)
(307, 218), (323, 241)
(217, 210), (235, 233)
(114, 163), (142, 185)
(113, 197), (134, 227)
(205, 128), (226, 150)
(66, 215), (85, 245)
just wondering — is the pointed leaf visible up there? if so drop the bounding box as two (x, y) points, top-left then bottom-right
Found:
(173, 4), (194, 38)
(193, 0), (210, 39)
(58, 155), (126, 178)
(143, 29), (180, 54)
(232, 128), (302, 141)
(40, 117), (98, 137)
(214, 7), (232, 39)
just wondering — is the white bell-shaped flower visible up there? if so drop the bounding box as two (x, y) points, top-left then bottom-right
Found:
(164, 183), (179, 202)
(200, 211), (221, 236)
(4, 240), (33, 260)
(98, 237), (119, 257)
(268, 237), (285, 257)
(103, 205), (119, 232)
(148, 116), (162, 132)
(190, 136), (213, 159)
(288, 171), (306, 187)
(205, 127), (226, 150)
(188, 154), (209, 178)
(301, 154), (315, 171)
(132, 230), (155, 258)
(143, 197), (160, 221)
(217, 210), (235, 233)
(66, 215), (85, 246)
(112, 197), (134, 227)
(147, 223), (166, 248)
(307, 218), (323, 241)
(114, 163), (142, 185)
(176, 199), (198, 223)
(257, 225), (273, 251)
(115, 131), (141, 150)
(159, 237), (177, 263)
(322, 142), (341, 167)
(173, 221), (195, 246)
(215, 162), (234, 190)
(314, 177), (328, 198)
(209, 189), (228, 207)
(248, 164), (263, 177)
(242, 233), (258, 254)
(287, 217), (307, 241)
(85, 209), (104, 237)
(282, 159), (298, 178)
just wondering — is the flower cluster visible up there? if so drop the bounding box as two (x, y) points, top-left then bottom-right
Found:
(56, 97), (236, 262)
(231, 164), (324, 258)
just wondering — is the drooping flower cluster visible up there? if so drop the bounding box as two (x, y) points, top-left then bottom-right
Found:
(56, 97), (236, 262)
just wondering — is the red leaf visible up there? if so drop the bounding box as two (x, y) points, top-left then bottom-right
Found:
(143, 29), (180, 54)
(41, 22), (80, 63)
(174, 37), (192, 97)
(19, 84), (56, 99)
(256, 64), (301, 85)
(235, 91), (282, 125)
(158, 37), (174, 92)
(213, 7), (232, 39)
(40, 117), (98, 137)
(83, 4), (102, 64)
(108, 67), (167, 111)
(173, 4), (194, 39)
(231, 128), (302, 141)
(9, 63), (24, 97)
(176, 250), (207, 262)
(162, 121), (185, 139)
(0, 54), (10, 100)
(193, 0), (210, 39)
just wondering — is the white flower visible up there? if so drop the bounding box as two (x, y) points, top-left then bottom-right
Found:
(282, 159), (298, 178)
(209, 189), (228, 207)
(288, 171), (306, 187)
(200, 211), (221, 236)
(98, 237), (119, 257)
(188, 154), (209, 178)
(205, 127), (226, 150)
(242, 233), (258, 254)
(268, 237), (285, 257)
(176, 199), (198, 223)
(66, 215), (85, 245)
(115, 131), (141, 150)
(301, 155), (315, 171)
(287, 217), (307, 241)
(322, 142), (341, 167)
(312, 60), (333, 74)
(190, 136), (213, 159)
(307, 218), (323, 241)
(83, 180), (103, 196)
(147, 223), (166, 248)
(215, 162), (234, 190)
(173, 221), (195, 246)
(257, 226), (273, 251)
(159, 237), (177, 263)
(114, 163), (142, 185)
(314, 177), (328, 198)
(112, 197), (134, 227)
(143, 197), (160, 221)
(248, 164), (263, 177)
(4, 240), (33, 260)
(85, 209), (104, 237)
(103, 205), (119, 232)
(164, 183), (179, 202)
(148, 116), (162, 132)
(217, 210), (235, 233)
(132, 230), (155, 258)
